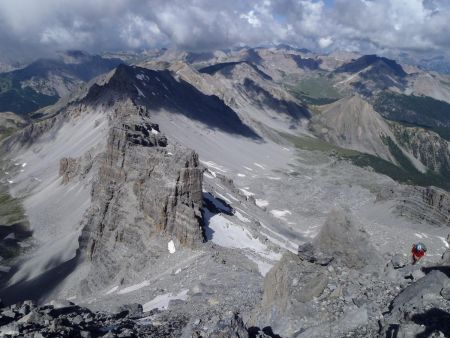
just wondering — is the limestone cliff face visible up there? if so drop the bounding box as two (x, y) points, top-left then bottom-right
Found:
(380, 185), (450, 227)
(78, 100), (203, 292)
(390, 123), (450, 177)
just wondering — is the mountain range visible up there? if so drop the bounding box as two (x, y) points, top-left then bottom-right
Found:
(0, 46), (449, 337)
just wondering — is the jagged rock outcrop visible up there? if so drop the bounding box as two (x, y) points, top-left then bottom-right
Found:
(310, 208), (383, 270)
(78, 100), (204, 293)
(262, 251), (329, 311)
(59, 157), (79, 184)
(59, 151), (97, 185)
(0, 300), (189, 337)
(252, 209), (390, 337)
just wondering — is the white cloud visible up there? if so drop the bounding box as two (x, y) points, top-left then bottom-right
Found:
(0, 0), (449, 60)
(240, 11), (261, 28)
(318, 37), (333, 48)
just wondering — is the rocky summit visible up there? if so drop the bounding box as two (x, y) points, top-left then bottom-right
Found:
(1, 42), (450, 338)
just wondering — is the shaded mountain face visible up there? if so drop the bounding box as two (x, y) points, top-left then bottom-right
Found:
(334, 55), (408, 96)
(291, 55), (320, 70)
(0, 51), (122, 116)
(199, 61), (273, 81)
(241, 78), (310, 121)
(374, 92), (450, 129)
(335, 55), (407, 77)
(86, 64), (260, 139)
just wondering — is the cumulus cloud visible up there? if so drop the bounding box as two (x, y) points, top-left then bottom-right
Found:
(318, 37), (333, 49)
(0, 0), (449, 60)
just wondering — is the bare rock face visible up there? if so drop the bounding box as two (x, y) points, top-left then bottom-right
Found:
(59, 150), (98, 184)
(253, 251), (329, 336)
(262, 251), (328, 312)
(381, 269), (450, 337)
(390, 123), (450, 177)
(252, 209), (385, 337)
(79, 100), (203, 292)
(312, 208), (383, 270)
(379, 185), (450, 227)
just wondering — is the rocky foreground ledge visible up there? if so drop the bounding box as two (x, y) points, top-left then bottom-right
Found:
(1, 209), (449, 338)
(0, 299), (275, 338)
(0, 300), (184, 337)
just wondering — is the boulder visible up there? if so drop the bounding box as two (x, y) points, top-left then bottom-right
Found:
(262, 251), (328, 312)
(382, 269), (450, 336)
(391, 254), (406, 269)
(312, 208), (383, 270)
(117, 303), (143, 317)
(207, 312), (248, 338)
(441, 287), (450, 300)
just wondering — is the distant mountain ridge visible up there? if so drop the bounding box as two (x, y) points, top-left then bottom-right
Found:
(0, 51), (122, 116)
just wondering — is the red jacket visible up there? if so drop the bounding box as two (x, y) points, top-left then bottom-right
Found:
(412, 246), (425, 258)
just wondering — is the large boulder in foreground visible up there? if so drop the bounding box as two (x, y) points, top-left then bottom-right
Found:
(310, 208), (383, 270)
(253, 251), (329, 336)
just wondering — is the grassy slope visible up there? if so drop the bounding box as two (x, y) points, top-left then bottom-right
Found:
(287, 76), (342, 105)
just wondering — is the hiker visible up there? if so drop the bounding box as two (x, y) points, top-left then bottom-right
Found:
(411, 242), (427, 265)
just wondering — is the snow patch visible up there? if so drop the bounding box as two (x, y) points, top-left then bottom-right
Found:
(134, 85), (146, 97)
(226, 193), (239, 202)
(215, 192), (232, 204)
(254, 162), (266, 169)
(255, 199), (269, 208)
(246, 255), (274, 277)
(438, 236), (450, 248)
(204, 211), (277, 262)
(209, 170), (217, 177)
(239, 188), (254, 197)
(168, 240), (176, 254)
(237, 173), (246, 177)
(105, 286), (119, 295)
(143, 289), (189, 312)
(136, 73), (148, 81)
(234, 210), (250, 223)
(200, 160), (227, 173)
(204, 172), (215, 179)
(118, 280), (151, 295)
(243, 166), (253, 172)
(271, 209), (292, 220)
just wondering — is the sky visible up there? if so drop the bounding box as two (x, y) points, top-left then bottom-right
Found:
(0, 0), (449, 60)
